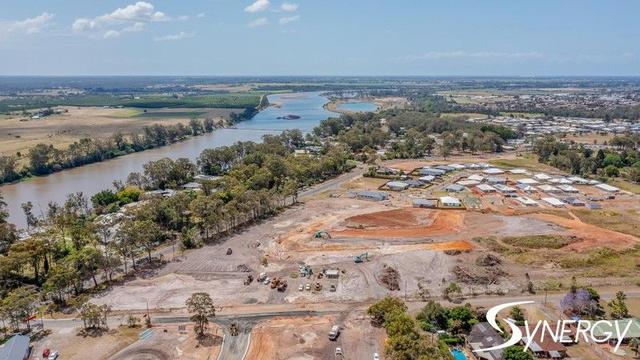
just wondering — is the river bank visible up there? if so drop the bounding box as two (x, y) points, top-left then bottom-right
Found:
(0, 92), (334, 227)
(323, 96), (408, 115)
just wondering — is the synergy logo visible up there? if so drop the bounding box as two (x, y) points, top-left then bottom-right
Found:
(474, 301), (637, 353)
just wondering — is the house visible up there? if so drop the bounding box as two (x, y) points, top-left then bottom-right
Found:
(467, 322), (505, 360)
(0, 334), (31, 360)
(476, 184), (497, 193)
(517, 178), (539, 185)
(564, 197), (585, 206)
(516, 183), (536, 192)
(445, 184), (466, 193)
(538, 185), (561, 193)
(483, 168), (505, 175)
(595, 183), (619, 193)
(567, 176), (590, 184)
(418, 175), (436, 183)
(140, 189), (177, 200)
(386, 181), (410, 191)
(440, 196), (463, 208)
(558, 185), (579, 193)
(494, 184), (517, 195)
(516, 196), (539, 206)
(435, 165), (456, 172)
(487, 176), (507, 184)
(549, 178), (573, 185)
(404, 179), (423, 188)
(588, 318), (640, 345)
(542, 197), (566, 207)
(194, 174), (221, 182)
(182, 182), (202, 190)
(519, 325), (567, 359)
(468, 174), (485, 182)
(449, 163), (467, 170)
(419, 167), (446, 176)
(508, 168), (529, 175)
(412, 198), (438, 208)
(458, 179), (480, 186)
(354, 191), (388, 201)
(586, 203), (602, 210)
(534, 173), (552, 181)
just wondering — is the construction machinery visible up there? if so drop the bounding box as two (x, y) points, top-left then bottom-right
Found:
(243, 274), (254, 286)
(314, 230), (331, 239)
(270, 278), (288, 291)
(230, 322), (239, 336)
(329, 325), (340, 340)
(354, 252), (369, 263)
(298, 264), (313, 278)
(314, 282), (323, 291)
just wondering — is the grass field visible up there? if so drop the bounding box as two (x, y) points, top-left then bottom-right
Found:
(0, 93), (262, 112)
(488, 155), (559, 173)
(573, 209), (640, 237)
(502, 235), (576, 249)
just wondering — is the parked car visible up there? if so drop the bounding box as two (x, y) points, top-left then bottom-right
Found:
(373, 353), (380, 360)
(305, 283), (311, 291)
(298, 284), (304, 291)
(48, 351), (60, 360)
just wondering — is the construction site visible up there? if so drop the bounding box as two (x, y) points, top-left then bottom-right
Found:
(67, 156), (640, 359)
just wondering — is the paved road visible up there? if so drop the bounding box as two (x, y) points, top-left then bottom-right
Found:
(299, 165), (365, 200)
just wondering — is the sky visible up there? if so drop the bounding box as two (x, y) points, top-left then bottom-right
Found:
(1, 0), (639, 76)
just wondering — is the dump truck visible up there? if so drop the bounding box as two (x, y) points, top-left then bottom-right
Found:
(243, 274), (254, 286)
(329, 325), (340, 340)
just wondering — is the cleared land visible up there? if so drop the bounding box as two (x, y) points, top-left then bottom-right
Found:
(0, 106), (238, 155)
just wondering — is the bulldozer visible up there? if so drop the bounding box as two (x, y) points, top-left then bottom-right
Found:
(354, 252), (369, 263)
(314, 230), (331, 239)
(270, 277), (281, 289)
(314, 282), (323, 291)
(277, 279), (288, 292)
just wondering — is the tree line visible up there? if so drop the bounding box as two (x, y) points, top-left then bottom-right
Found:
(0, 110), (263, 184)
(533, 134), (640, 183)
(0, 129), (352, 331)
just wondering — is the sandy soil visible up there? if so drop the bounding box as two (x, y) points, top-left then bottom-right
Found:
(31, 326), (139, 360)
(0, 106), (235, 156)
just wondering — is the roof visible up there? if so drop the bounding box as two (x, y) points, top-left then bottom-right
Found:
(412, 198), (437, 206)
(517, 178), (539, 185)
(483, 168), (505, 175)
(440, 196), (461, 205)
(588, 318), (640, 339)
(445, 184), (466, 192)
(418, 175), (435, 182)
(509, 168), (528, 174)
(542, 197), (566, 206)
(468, 323), (504, 360)
(468, 174), (485, 181)
(494, 184), (516, 192)
(519, 325), (567, 353)
(516, 196), (538, 206)
(534, 173), (552, 180)
(387, 181), (409, 189)
(558, 185), (579, 192)
(477, 184), (496, 192)
(538, 185), (561, 192)
(595, 183), (619, 192)
(355, 191), (388, 200)
(0, 334), (30, 360)
(457, 180), (480, 186)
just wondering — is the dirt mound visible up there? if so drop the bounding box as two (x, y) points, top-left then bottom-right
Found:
(453, 265), (506, 285)
(344, 208), (426, 228)
(334, 209), (464, 239)
(376, 264), (401, 291)
(476, 254), (502, 266)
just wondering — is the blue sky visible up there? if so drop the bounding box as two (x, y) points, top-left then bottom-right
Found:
(1, 0), (639, 76)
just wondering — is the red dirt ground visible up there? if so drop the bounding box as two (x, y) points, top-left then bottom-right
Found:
(531, 212), (639, 251)
(333, 208), (464, 239)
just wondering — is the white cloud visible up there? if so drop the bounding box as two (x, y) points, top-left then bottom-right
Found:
(73, 2), (168, 33)
(247, 17), (269, 27)
(177, 15), (189, 21)
(154, 31), (194, 41)
(5, 12), (54, 34)
(104, 30), (120, 39)
(123, 22), (145, 32)
(278, 15), (299, 25)
(281, 2), (299, 12)
(196, 13), (206, 19)
(397, 50), (544, 62)
(245, 0), (270, 13)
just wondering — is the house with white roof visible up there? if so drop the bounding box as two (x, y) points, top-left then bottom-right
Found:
(534, 173), (552, 181)
(542, 197), (566, 207)
(515, 197), (539, 206)
(558, 185), (579, 193)
(483, 168), (505, 175)
(508, 168), (529, 174)
(517, 178), (539, 185)
(595, 183), (619, 193)
(538, 184), (561, 193)
(439, 196), (463, 208)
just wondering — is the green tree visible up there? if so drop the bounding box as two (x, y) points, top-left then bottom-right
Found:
(608, 291), (629, 319)
(186, 292), (216, 338)
(504, 346), (534, 360)
(367, 297), (407, 327)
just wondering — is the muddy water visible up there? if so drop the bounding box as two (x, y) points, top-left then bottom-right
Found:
(1, 92), (336, 227)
